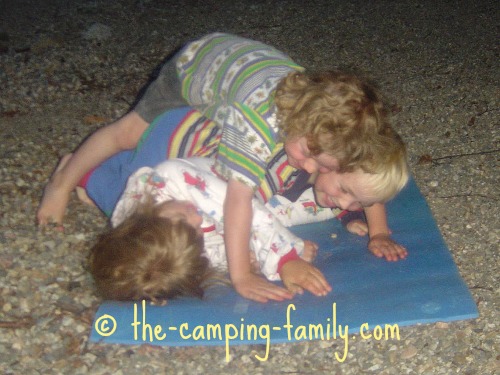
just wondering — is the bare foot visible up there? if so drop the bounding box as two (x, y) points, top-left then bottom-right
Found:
(36, 154), (73, 225)
(301, 240), (318, 263)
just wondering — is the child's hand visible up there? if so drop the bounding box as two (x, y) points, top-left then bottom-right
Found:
(346, 219), (368, 236)
(279, 259), (331, 297)
(301, 240), (319, 262)
(368, 233), (408, 261)
(232, 272), (294, 303)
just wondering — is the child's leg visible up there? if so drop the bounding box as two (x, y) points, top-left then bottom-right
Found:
(37, 53), (187, 226)
(37, 111), (148, 225)
(134, 56), (186, 123)
(82, 107), (195, 216)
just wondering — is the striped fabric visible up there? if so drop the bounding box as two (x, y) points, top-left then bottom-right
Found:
(147, 107), (299, 204)
(256, 147), (299, 202)
(176, 33), (304, 190)
(168, 108), (300, 203)
(167, 109), (220, 159)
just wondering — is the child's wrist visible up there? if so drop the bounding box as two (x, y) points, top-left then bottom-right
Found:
(369, 232), (391, 239)
(228, 266), (253, 282)
(277, 248), (300, 273)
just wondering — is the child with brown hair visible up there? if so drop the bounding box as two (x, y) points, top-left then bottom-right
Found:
(90, 158), (330, 302)
(38, 33), (408, 302)
(89, 200), (208, 302)
(90, 153), (408, 303)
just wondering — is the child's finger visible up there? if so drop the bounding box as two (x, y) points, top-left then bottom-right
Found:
(246, 288), (289, 303)
(257, 284), (293, 301)
(369, 246), (384, 258)
(397, 245), (408, 258)
(386, 244), (408, 261)
(303, 271), (331, 296)
(235, 276), (293, 302)
(285, 283), (304, 295)
(269, 283), (295, 299)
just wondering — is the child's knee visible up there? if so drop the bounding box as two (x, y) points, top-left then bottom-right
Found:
(114, 111), (149, 149)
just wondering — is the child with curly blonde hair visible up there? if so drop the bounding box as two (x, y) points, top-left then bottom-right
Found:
(39, 33), (408, 302)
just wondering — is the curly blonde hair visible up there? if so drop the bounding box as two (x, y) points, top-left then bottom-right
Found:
(89, 202), (212, 302)
(275, 71), (407, 175)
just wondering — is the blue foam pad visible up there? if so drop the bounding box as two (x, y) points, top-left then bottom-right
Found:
(89, 178), (478, 350)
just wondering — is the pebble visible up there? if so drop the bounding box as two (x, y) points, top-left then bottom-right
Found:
(82, 23), (112, 41)
(401, 345), (418, 359)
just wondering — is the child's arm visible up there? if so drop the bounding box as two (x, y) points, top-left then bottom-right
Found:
(279, 259), (331, 296)
(364, 203), (407, 261)
(224, 179), (294, 303)
(37, 111), (148, 225)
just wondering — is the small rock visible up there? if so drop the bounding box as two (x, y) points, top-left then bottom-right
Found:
(401, 345), (418, 359)
(318, 340), (332, 349)
(3, 302), (12, 312)
(82, 23), (112, 41)
(436, 322), (449, 329)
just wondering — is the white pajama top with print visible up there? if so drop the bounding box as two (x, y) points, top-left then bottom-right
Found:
(111, 157), (306, 281)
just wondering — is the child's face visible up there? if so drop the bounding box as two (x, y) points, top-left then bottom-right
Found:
(156, 200), (203, 235)
(314, 170), (378, 211)
(285, 137), (339, 173)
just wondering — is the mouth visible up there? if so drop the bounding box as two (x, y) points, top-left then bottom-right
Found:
(315, 191), (337, 208)
(324, 195), (338, 208)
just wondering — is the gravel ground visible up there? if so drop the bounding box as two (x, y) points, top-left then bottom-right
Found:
(0, 0), (498, 374)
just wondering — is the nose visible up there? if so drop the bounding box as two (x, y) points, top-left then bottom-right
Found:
(337, 197), (355, 211)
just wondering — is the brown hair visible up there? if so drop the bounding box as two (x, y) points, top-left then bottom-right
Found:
(89, 202), (213, 302)
(275, 71), (407, 175)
